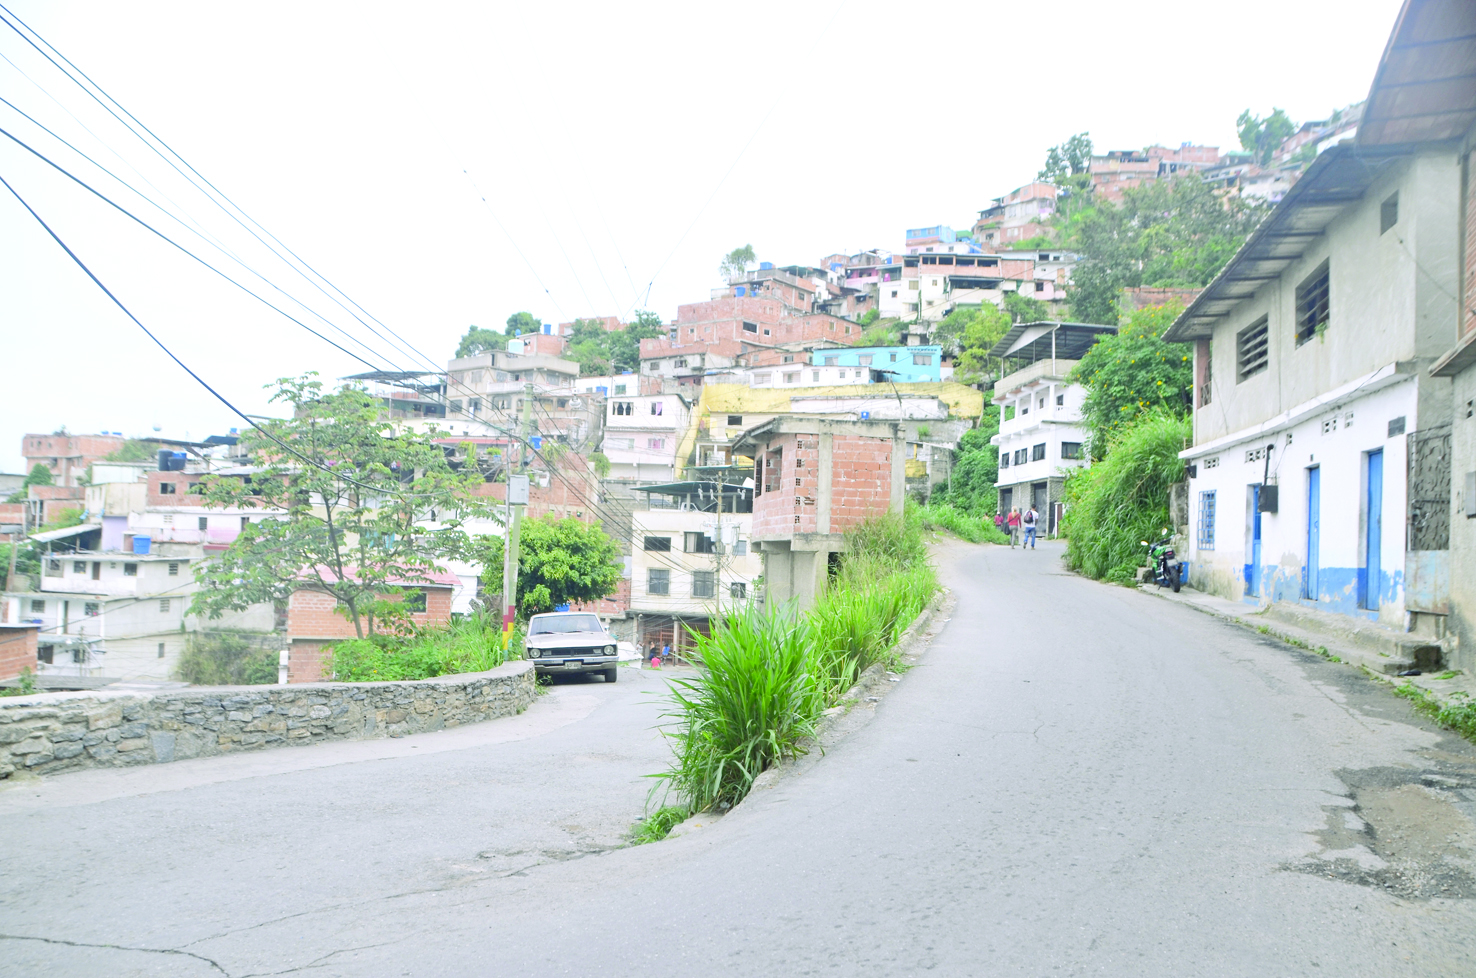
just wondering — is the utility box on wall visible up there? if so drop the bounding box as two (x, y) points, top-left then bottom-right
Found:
(1258, 484), (1279, 513)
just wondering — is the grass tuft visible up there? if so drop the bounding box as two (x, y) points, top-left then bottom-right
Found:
(632, 805), (691, 844)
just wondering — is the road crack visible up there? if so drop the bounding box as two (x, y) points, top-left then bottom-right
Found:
(0, 932), (229, 975)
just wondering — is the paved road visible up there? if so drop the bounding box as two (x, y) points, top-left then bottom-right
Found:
(4, 539), (1476, 976)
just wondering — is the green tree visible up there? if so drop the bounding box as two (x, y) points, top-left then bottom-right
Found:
(938, 303), (1012, 384)
(608, 313), (665, 374)
(466, 515), (621, 616)
(188, 375), (491, 638)
(1003, 291), (1049, 324)
(455, 325), (509, 358)
(7, 463), (53, 502)
(719, 244), (756, 281)
(505, 311), (540, 336)
(566, 317), (614, 376)
(936, 409), (1001, 515)
(1067, 300), (1192, 455)
(102, 440), (159, 463)
(1237, 108), (1296, 166)
(1059, 173), (1266, 325)
(1038, 132), (1093, 185)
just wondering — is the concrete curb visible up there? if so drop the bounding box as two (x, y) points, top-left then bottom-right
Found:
(1137, 585), (1475, 710)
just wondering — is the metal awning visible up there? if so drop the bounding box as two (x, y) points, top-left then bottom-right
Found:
(633, 482), (752, 497)
(1162, 145), (1410, 342)
(1358, 0), (1476, 148)
(29, 523), (101, 543)
(987, 321), (1117, 361)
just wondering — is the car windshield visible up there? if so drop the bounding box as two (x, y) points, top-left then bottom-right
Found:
(528, 614), (603, 635)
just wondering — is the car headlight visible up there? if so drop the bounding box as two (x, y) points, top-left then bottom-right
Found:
(604, 645), (615, 655)
(528, 648), (540, 658)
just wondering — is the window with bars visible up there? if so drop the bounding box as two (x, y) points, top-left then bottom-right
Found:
(643, 536), (671, 551)
(1236, 316), (1269, 382)
(1295, 261), (1330, 346)
(647, 569), (670, 595)
(1197, 491), (1216, 550)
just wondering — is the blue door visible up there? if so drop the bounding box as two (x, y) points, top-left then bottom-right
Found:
(1305, 467), (1320, 600)
(1246, 484), (1262, 597)
(1364, 450), (1383, 610)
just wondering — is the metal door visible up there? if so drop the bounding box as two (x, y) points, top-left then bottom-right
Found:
(1246, 484), (1262, 597)
(1305, 467), (1320, 599)
(1364, 449), (1383, 610)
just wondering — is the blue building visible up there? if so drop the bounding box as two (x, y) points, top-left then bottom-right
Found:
(810, 346), (942, 384)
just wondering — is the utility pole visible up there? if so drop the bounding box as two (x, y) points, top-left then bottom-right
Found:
(501, 383), (536, 650)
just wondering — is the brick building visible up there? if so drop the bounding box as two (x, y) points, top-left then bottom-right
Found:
(285, 570), (457, 682)
(733, 417), (906, 609)
(0, 624), (38, 682)
(20, 433), (126, 487)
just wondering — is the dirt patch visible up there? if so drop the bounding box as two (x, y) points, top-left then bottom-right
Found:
(1287, 765), (1476, 900)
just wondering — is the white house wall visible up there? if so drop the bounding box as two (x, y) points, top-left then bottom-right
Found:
(1187, 377), (1417, 622)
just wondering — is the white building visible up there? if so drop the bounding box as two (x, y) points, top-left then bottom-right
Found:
(599, 392), (691, 482)
(1163, 139), (1459, 631)
(627, 482), (760, 654)
(989, 322), (1114, 533)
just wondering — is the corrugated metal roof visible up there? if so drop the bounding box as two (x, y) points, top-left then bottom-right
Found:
(29, 523), (101, 543)
(1358, 0), (1476, 147)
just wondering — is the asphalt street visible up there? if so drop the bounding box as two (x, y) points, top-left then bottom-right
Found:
(3, 538), (1475, 977)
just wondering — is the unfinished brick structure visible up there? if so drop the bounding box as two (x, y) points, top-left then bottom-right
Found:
(21, 433), (126, 487)
(0, 624), (38, 682)
(285, 573), (456, 682)
(734, 418), (905, 609)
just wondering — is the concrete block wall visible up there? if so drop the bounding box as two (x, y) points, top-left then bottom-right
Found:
(0, 660), (535, 779)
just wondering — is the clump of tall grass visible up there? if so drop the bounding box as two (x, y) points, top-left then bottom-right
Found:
(1061, 409), (1188, 583)
(652, 512), (939, 815)
(326, 609), (513, 681)
(653, 604), (819, 813)
(909, 501), (1009, 544)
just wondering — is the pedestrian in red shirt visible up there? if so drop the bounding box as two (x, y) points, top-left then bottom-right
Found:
(1006, 508), (1021, 549)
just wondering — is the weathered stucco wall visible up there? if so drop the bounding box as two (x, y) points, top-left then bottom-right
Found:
(0, 660), (535, 778)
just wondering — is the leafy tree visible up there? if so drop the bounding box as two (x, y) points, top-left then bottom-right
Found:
(466, 515), (621, 616)
(1237, 108), (1296, 166)
(858, 308), (880, 326)
(719, 244), (756, 281)
(1038, 132), (1093, 185)
(1067, 300), (1192, 456)
(608, 314), (665, 374)
(189, 375), (491, 638)
(455, 325), (509, 358)
(935, 408), (1001, 515)
(505, 311), (540, 336)
(564, 314), (665, 376)
(7, 463), (53, 502)
(1059, 173), (1266, 324)
(1003, 291), (1049, 324)
(566, 317), (615, 376)
(102, 440), (159, 463)
(937, 303), (1011, 383)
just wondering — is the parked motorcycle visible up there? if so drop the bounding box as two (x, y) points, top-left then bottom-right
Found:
(1141, 529), (1182, 592)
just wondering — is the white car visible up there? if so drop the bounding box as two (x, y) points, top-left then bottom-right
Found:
(523, 612), (619, 682)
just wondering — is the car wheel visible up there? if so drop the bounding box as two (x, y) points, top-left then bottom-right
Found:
(603, 666), (618, 683)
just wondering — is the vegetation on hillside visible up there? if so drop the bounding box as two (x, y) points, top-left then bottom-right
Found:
(564, 311), (665, 377)
(325, 610), (517, 682)
(174, 632), (280, 685)
(1068, 300), (1192, 455)
(1061, 410), (1188, 583)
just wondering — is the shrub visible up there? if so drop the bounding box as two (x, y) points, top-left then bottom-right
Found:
(326, 610), (512, 682)
(1061, 410), (1188, 582)
(175, 632), (279, 685)
(909, 501), (1008, 544)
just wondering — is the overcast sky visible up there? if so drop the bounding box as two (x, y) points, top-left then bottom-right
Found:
(0, 0), (1403, 473)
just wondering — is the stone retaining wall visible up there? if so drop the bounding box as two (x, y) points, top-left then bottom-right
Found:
(0, 660), (536, 779)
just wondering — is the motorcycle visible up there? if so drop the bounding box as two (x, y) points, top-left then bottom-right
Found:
(1141, 528), (1182, 592)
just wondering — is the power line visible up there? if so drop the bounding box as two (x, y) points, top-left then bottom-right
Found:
(461, 168), (567, 322)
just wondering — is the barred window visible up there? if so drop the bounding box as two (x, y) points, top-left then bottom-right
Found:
(647, 569), (670, 596)
(1198, 491), (1216, 550)
(1295, 261), (1330, 346)
(159, 599), (171, 613)
(692, 571), (716, 598)
(643, 536), (672, 551)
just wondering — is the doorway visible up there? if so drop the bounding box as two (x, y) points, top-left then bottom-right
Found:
(1363, 449), (1383, 611)
(1304, 467), (1320, 600)
(1245, 484), (1262, 597)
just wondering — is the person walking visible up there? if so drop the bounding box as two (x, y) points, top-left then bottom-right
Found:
(993, 510), (1006, 538)
(1006, 508), (1021, 549)
(1023, 504), (1039, 550)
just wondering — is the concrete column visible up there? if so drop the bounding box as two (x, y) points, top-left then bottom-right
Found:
(817, 432), (834, 534)
(890, 426), (906, 516)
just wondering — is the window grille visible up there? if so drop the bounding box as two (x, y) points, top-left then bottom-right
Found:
(1295, 261), (1330, 346)
(647, 569), (670, 595)
(159, 599), (171, 612)
(692, 571), (716, 598)
(1237, 316), (1269, 381)
(643, 536), (671, 552)
(1197, 491), (1216, 550)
